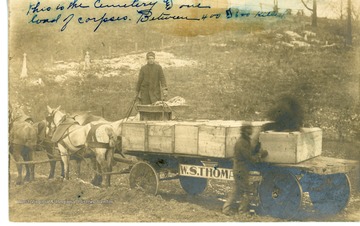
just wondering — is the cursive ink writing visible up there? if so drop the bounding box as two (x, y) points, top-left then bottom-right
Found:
(61, 13), (129, 32)
(61, 14), (75, 31)
(163, 0), (173, 10)
(255, 11), (286, 18)
(80, 13), (128, 32)
(137, 9), (200, 23)
(67, 0), (90, 10)
(27, 1), (51, 15)
(29, 13), (61, 24)
(25, 0), (287, 32)
(210, 13), (221, 19)
(56, 4), (65, 11)
(94, 0), (157, 10)
(179, 3), (211, 9)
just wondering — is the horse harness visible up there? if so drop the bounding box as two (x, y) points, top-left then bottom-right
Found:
(46, 110), (113, 154)
(58, 122), (112, 155)
(86, 123), (113, 149)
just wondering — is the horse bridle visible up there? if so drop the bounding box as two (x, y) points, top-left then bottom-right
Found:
(46, 110), (67, 131)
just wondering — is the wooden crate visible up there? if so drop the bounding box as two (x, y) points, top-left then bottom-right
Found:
(174, 122), (203, 155)
(259, 128), (322, 164)
(197, 123), (266, 158)
(122, 122), (146, 152)
(174, 121), (268, 158)
(122, 121), (178, 153)
(122, 120), (269, 158)
(148, 122), (177, 153)
(198, 125), (227, 158)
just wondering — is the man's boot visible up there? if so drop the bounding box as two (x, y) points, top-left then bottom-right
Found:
(238, 194), (250, 213)
(222, 201), (235, 216)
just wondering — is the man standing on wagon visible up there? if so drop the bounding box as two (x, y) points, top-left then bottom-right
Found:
(136, 52), (168, 105)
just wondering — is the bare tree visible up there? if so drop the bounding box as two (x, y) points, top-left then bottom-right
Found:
(301, 0), (317, 27)
(346, 0), (352, 46)
(341, 0), (344, 20)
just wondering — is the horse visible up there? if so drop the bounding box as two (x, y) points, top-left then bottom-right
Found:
(9, 105), (37, 185)
(32, 117), (67, 179)
(67, 109), (140, 157)
(42, 107), (109, 179)
(88, 112), (140, 155)
(47, 106), (117, 187)
(70, 111), (107, 125)
(72, 111), (140, 183)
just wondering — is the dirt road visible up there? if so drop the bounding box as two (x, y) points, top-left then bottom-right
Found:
(8, 142), (360, 222)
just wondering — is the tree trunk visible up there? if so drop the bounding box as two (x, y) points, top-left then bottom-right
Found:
(312, 0), (317, 27)
(301, 0), (317, 27)
(346, 0), (352, 46)
(340, 0), (343, 20)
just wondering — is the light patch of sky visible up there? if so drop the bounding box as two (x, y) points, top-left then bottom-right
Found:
(172, 0), (359, 19)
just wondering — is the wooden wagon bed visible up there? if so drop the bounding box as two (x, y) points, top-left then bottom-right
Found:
(275, 156), (359, 175)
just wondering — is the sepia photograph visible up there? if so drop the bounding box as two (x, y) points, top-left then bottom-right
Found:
(7, 0), (360, 222)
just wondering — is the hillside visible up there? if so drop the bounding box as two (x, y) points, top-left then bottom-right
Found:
(8, 5), (360, 222)
(9, 14), (360, 142)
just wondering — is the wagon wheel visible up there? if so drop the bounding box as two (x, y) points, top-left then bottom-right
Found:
(129, 162), (159, 195)
(259, 170), (303, 219)
(304, 173), (351, 216)
(179, 176), (208, 195)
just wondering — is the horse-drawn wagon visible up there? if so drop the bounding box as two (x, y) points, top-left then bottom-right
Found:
(9, 103), (359, 219)
(119, 105), (359, 219)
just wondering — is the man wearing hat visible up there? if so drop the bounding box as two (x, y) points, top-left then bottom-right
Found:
(222, 124), (268, 216)
(136, 51), (168, 104)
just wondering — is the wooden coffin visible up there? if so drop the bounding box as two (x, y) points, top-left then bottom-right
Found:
(259, 128), (322, 163)
(122, 121), (178, 153)
(122, 120), (269, 158)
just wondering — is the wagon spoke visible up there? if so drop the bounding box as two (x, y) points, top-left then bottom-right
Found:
(129, 162), (159, 195)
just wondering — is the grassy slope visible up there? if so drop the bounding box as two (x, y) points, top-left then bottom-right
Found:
(9, 14), (360, 142)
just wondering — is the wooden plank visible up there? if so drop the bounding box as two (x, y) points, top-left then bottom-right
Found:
(122, 123), (146, 151)
(113, 154), (136, 165)
(276, 156), (359, 175)
(297, 128), (322, 162)
(260, 133), (297, 163)
(198, 125), (226, 158)
(174, 124), (199, 155)
(144, 124), (149, 152)
(148, 124), (175, 153)
(259, 128), (322, 164)
(123, 120), (270, 156)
